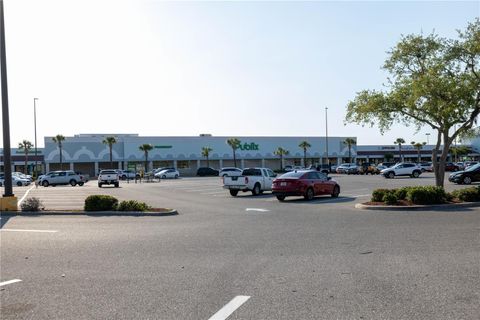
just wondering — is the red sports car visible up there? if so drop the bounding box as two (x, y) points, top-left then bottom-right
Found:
(272, 170), (340, 201)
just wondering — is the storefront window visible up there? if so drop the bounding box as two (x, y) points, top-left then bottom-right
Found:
(177, 161), (190, 169)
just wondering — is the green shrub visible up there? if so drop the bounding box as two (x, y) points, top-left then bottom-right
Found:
(383, 192), (398, 205)
(117, 200), (151, 212)
(395, 187), (413, 200)
(406, 186), (446, 205)
(20, 197), (44, 212)
(451, 187), (480, 202)
(371, 189), (391, 202)
(84, 195), (118, 211)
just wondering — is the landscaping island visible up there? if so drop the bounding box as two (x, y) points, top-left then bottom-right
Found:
(357, 186), (480, 210)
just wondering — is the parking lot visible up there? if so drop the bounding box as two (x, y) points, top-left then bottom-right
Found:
(1, 173), (480, 319)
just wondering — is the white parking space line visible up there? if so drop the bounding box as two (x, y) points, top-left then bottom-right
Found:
(246, 208), (270, 212)
(17, 185), (35, 206)
(0, 279), (22, 287)
(208, 295), (251, 320)
(1, 229), (58, 233)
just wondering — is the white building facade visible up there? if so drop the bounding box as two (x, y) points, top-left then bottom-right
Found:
(43, 134), (357, 176)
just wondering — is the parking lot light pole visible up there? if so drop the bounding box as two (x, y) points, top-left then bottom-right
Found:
(34, 98), (38, 177)
(1, 0), (14, 199)
(325, 107), (329, 167)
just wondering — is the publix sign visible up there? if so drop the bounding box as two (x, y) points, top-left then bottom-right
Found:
(238, 142), (259, 151)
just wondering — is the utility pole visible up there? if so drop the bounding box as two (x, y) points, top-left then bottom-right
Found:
(34, 98), (38, 177)
(325, 107), (329, 167)
(1, 0), (14, 199)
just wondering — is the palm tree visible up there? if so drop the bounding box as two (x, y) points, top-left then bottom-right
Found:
(273, 147), (289, 170)
(201, 147), (213, 167)
(18, 140), (33, 174)
(52, 134), (66, 170)
(394, 138), (405, 162)
(411, 141), (426, 163)
(343, 138), (356, 163)
(102, 136), (117, 168)
(298, 141), (311, 167)
(226, 138), (241, 168)
(139, 144), (153, 173)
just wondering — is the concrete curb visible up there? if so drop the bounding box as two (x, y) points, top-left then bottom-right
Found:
(1, 209), (178, 216)
(355, 202), (480, 211)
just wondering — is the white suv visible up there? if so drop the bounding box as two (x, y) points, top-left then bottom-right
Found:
(219, 167), (242, 177)
(381, 163), (422, 179)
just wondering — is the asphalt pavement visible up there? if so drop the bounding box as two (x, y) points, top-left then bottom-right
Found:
(1, 173), (479, 319)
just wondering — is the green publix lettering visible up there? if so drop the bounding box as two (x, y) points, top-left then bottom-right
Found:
(239, 142), (259, 151)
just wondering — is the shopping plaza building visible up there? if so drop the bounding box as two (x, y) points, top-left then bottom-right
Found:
(1, 133), (479, 177)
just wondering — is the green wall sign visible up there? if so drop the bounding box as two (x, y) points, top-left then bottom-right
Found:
(238, 142), (259, 151)
(154, 145), (172, 149)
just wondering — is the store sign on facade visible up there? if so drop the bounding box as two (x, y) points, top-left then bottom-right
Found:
(239, 142), (259, 151)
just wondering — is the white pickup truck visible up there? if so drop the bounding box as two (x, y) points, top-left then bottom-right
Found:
(223, 167), (277, 196)
(98, 169), (119, 188)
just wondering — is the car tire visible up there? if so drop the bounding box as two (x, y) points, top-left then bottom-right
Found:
(0, 182), (3, 186)
(463, 176), (472, 185)
(175, 174), (178, 179)
(42, 180), (49, 187)
(78, 182), (84, 186)
(252, 183), (261, 196)
(162, 175), (166, 179)
(276, 195), (286, 201)
(70, 179), (77, 186)
(98, 183), (102, 188)
(17, 181), (23, 187)
(304, 187), (314, 201)
(229, 189), (239, 197)
(388, 172), (395, 179)
(121, 175), (127, 180)
(114, 182), (119, 188)
(331, 185), (340, 198)
(412, 171), (420, 178)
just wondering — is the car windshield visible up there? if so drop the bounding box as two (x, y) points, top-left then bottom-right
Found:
(242, 169), (262, 176)
(465, 163), (480, 172)
(101, 170), (117, 174)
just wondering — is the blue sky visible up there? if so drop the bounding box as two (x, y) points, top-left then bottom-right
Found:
(1, 0), (479, 147)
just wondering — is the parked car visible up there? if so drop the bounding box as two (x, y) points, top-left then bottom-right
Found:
(197, 167), (219, 177)
(381, 163), (422, 179)
(39, 170), (86, 187)
(0, 175), (31, 187)
(13, 172), (33, 181)
(418, 162), (433, 172)
(445, 162), (460, 172)
(116, 169), (140, 180)
(455, 162), (465, 171)
(155, 169), (180, 179)
(377, 162), (397, 171)
(358, 163), (380, 175)
(464, 161), (478, 169)
(219, 167), (243, 177)
(345, 165), (360, 175)
(315, 164), (334, 174)
(272, 170), (340, 201)
(98, 169), (119, 187)
(153, 167), (176, 174)
(449, 163), (480, 184)
(336, 163), (355, 174)
(223, 167), (276, 196)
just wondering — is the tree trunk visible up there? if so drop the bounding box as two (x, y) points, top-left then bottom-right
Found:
(433, 130), (453, 188)
(280, 155), (283, 170)
(398, 145), (402, 162)
(417, 149), (420, 163)
(233, 149), (237, 168)
(144, 152), (148, 173)
(348, 145), (351, 163)
(206, 155), (209, 167)
(24, 151), (28, 174)
(109, 145), (113, 167)
(304, 150), (307, 167)
(59, 146), (63, 170)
